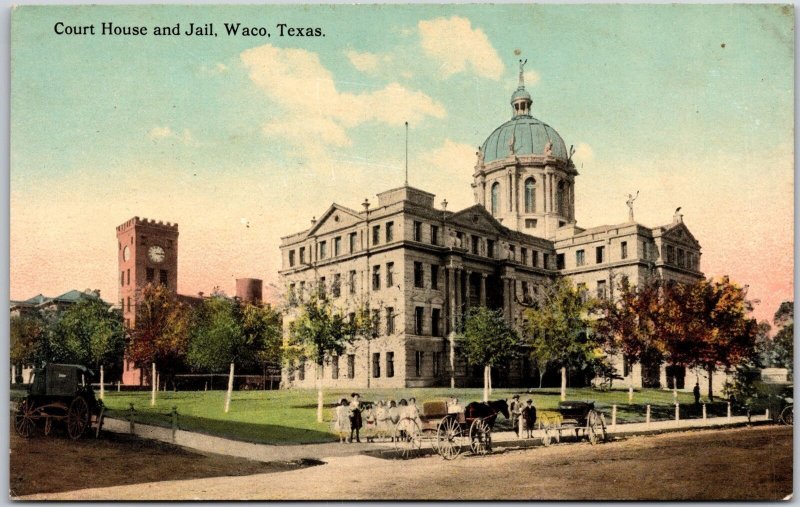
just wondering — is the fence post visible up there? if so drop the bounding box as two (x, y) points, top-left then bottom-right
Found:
(117, 381), (121, 392)
(645, 405), (651, 426)
(702, 402), (707, 420)
(727, 401), (732, 420)
(611, 404), (617, 430)
(628, 387), (633, 403)
(675, 403), (680, 421)
(128, 403), (136, 434)
(765, 408), (770, 420)
(171, 406), (178, 443)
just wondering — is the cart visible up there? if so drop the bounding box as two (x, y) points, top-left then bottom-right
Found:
(539, 401), (607, 446)
(14, 364), (105, 440)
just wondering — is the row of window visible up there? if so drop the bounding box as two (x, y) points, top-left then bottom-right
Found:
(288, 222), (398, 267)
(664, 244), (698, 270)
(489, 178), (570, 217)
(293, 352), (396, 380)
(120, 268), (169, 287)
(573, 243), (623, 268)
(577, 280), (608, 300)
(413, 307), (443, 337)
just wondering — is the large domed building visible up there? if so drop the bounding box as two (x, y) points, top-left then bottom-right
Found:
(279, 61), (707, 392)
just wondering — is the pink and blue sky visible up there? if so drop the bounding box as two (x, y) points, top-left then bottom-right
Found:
(11, 4), (794, 325)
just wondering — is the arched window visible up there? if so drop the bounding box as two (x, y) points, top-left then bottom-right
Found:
(491, 182), (500, 216)
(524, 177), (536, 213)
(557, 181), (567, 216)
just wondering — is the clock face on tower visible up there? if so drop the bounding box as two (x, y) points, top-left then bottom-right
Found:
(148, 245), (166, 263)
(122, 245), (130, 262)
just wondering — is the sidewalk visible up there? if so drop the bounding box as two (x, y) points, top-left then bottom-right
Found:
(101, 411), (773, 462)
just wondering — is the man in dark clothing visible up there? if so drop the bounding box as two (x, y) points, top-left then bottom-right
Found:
(693, 382), (701, 405)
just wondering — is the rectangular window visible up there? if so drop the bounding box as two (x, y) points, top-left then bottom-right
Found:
(433, 352), (441, 377)
(456, 231), (464, 247)
(146, 268), (154, 282)
(127, 269), (131, 285)
(577, 282), (588, 302)
(472, 236), (480, 255)
(332, 273), (341, 298)
(319, 277), (326, 298)
(677, 248), (685, 268)
(543, 253), (550, 269)
(430, 265), (439, 290)
(299, 247), (306, 264)
(414, 262), (424, 288)
(120, 271), (125, 286)
(597, 280), (607, 299)
(521, 281), (530, 303)
(596, 246), (605, 264)
(288, 283), (296, 302)
(319, 241), (327, 260)
(349, 270), (357, 295)
(556, 253), (565, 270)
(525, 218), (538, 229)
(349, 232), (357, 253)
(666, 245), (675, 264)
(372, 265), (381, 290)
(371, 309), (380, 338)
(521, 248), (528, 265)
(415, 351), (424, 377)
(127, 296), (131, 313)
(332, 356), (339, 380)
(431, 308), (441, 337)
(372, 225), (380, 245)
(386, 307), (395, 335)
(509, 245), (516, 261)
(415, 307), (424, 335)
(159, 269), (168, 286)
(430, 225), (439, 245)
(372, 353), (381, 378)
(385, 221), (394, 242)
(386, 262), (394, 287)
(487, 239), (496, 258)
(333, 237), (341, 257)
(621, 241), (628, 260)
(413, 221), (423, 241)
(576, 249), (585, 267)
(386, 352), (395, 378)
(532, 250), (539, 268)
(347, 355), (355, 379)
(289, 250), (296, 267)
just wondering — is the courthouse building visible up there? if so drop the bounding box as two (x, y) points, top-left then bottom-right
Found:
(278, 68), (705, 390)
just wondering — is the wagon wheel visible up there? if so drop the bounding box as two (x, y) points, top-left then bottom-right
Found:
(586, 410), (606, 445)
(422, 428), (437, 453)
(67, 397), (90, 440)
(469, 417), (492, 456)
(44, 417), (53, 436)
(436, 416), (463, 460)
(780, 405), (793, 426)
(393, 417), (421, 459)
(14, 399), (36, 438)
(95, 405), (106, 438)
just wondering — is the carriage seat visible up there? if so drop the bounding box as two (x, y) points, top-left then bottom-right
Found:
(421, 400), (448, 420)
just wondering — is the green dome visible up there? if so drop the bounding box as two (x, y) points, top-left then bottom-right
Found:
(481, 116), (568, 163)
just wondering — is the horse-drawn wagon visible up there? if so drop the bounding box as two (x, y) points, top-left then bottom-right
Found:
(538, 400), (607, 446)
(394, 399), (509, 459)
(14, 364), (105, 440)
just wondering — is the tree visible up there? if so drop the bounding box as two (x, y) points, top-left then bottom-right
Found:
(350, 299), (384, 388)
(522, 278), (595, 400)
(128, 283), (191, 388)
(459, 306), (519, 402)
(662, 277), (758, 400)
(286, 294), (353, 421)
(771, 301), (794, 375)
(49, 296), (126, 372)
(10, 313), (49, 378)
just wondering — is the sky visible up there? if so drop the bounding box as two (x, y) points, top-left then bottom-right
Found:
(10, 4), (794, 325)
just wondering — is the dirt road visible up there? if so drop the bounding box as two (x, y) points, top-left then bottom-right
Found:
(20, 425), (791, 501)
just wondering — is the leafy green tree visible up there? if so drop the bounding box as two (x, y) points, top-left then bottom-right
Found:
(10, 313), (49, 377)
(129, 283), (191, 388)
(459, 306), (518, 401)
(49, 297), (126, 372)
(522, 278), (595, 400)
(286, 294), (353, 421)
(771, 301), (793, 376)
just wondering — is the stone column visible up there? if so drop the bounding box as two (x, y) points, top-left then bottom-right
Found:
(569, 183), (575, 221)
(510, 171), (517, 213)
(479, 274), (487, 307)
(454, 268), (462, 327)
(447, 267), (456, 334)
(464, 270), (473, 311)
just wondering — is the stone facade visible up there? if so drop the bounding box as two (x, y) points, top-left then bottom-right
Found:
(279, 71), (705, 391)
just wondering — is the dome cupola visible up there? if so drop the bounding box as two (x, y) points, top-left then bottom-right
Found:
(511, 59), (532, 117)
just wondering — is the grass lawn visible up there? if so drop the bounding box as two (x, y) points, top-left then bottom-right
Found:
(88, 387), (732, 445)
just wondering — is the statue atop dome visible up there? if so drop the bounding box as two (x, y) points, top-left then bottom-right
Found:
(518, 58), (527, 88)
(627, 190), (639, 222)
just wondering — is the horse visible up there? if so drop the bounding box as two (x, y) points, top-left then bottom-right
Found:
(464, 399), (510, 430)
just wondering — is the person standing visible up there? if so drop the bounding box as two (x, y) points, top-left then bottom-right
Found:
(693, 382), (701, 406)
(507, 394), (521, 435)
(349, 392), (363, 443)
(333, 398), (350, 443)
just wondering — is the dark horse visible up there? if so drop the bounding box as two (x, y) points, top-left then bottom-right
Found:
(464, 399), (510, 429)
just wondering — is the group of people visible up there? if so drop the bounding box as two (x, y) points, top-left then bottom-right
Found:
(333, 393), (422, 443)
(508, 394), (538, 438)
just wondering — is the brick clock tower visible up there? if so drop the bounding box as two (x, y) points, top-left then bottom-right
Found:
(116, 217), (179, 385)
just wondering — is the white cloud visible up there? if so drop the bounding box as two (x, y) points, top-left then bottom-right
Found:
(345, 50), (382, 74)
(573, 142), (594, 163)
(240, 44), (446, 155)
(524, 70), (541, 86)
(421, 139), (478, 173)
(418, 16), (504, 80)
(147, 126), (197, 145)
(148, 126), (174, 140)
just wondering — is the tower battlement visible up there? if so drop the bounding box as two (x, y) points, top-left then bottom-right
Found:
(116, 216), (179, 233)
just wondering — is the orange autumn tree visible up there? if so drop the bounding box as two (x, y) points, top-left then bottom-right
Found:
(128, 283), (191, 388)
